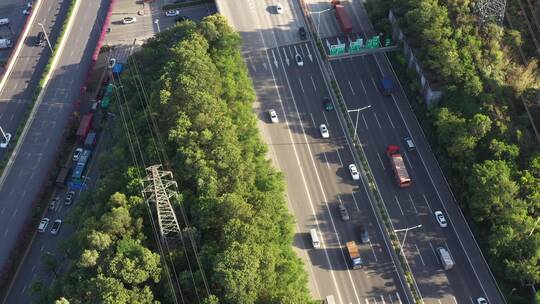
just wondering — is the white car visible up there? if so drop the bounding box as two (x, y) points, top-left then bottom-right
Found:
(38, 218), (49, 233)
(50, 219), (62, 235)
(276, 3), (283, 14)
(319, 124), (329, 138)
(295, 54), (304, 67)
(23, 2), (32, 15)
(108, 58), (116, 69)
(349, 164), (360, 180)
(65, 191), (75, 205)
(434, 211), (448, 228)
(0, 133), (11, 148)
(477, 297), (487, 304)
(165, 9), (180, 17)
(73, 147), (83, 162)
(269, 109), (278, 123)
(122, 17), (136, 24)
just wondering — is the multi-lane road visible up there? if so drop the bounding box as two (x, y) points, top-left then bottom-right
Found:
(218, 0), (505, 303)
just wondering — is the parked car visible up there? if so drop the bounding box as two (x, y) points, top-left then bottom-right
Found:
(65, 191), (75, 205)
(122, 17), (136, 24)
(108, 58), (116, 69)
(349, 164), (360, 180)
(295, 53), (304, 67)
(73, 148), (83, 161)
(268, 109), (278, 123)
(0, 133), (11, 148)
(319, 124), (329, 138)
(165, 9), (180, 17)
(38, 218), (49, 233)
(434, 211), (448, 228)
(359, 225), (370, 243)
(477, 298), (488, 304)
(338, 204), (350, 221)
(50, 219), (62, 235)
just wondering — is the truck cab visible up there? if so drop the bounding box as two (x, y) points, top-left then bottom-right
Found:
(380, 76), (394, 95)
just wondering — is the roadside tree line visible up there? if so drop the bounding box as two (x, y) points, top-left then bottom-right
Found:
(366, 0), (540, 301)
(32, 15), (315, 304)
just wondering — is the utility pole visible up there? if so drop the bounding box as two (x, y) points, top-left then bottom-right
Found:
(154, 19), (160, 33)
(394, 224), (422, 251)
(347, 105), (372, 140)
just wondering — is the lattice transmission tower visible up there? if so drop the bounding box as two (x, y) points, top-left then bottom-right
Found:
(476, 0), (507, 24)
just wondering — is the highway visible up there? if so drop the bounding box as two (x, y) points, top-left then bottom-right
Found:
(0, 0), (70, 278)
(217, 0), (411, 303)
(218, 0), (506, 303)
(0, 0), (113, 302)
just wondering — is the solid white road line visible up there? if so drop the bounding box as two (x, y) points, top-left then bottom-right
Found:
(394, 195), (404, 215)
(362, 113), (368, 129)
(373, 112), (382, 128)
(386, 112), (395, 129)
(298, 77), (305, 93)
(415, 244), (425, 266)
(360, 78), (367, 96)
(348, 80), (355, 95)
(422, 194), (433, 213)
(408, 194), (418, 214)
(396, 292), (402, 304)
(310, 75), (317, 91)
(377, 152), (386, 170)
(369, 240), (378, 262)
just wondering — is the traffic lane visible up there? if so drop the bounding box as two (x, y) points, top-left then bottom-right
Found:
(247, 47), (344, 301)
(271, 49), (365, 304)
(278, 44), (406, 302)
(358, 55), (488, 301)
(0, 0), (107, 279)
(257, 0), (305, 47)
(337, 54), (489, 303)
(302, 0), (340, 39)
(329, 58), (462, 302)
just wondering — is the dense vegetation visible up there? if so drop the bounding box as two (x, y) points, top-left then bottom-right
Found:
(32, 15), (314, 304)
(366, 0), (540, 301)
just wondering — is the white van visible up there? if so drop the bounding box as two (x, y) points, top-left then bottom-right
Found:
(325, 295), (336, 304)
(436, 247), (455, 270)
(310, 228), (320, 249)
(0, 18), (9, 26)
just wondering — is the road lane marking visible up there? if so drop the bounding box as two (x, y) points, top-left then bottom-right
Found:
(335, 148), (344, 167)
(365, 299), (370, 304)
(281, 47), (289, 66)
(377, 152), (385, 170)
(428, 241), (437, 258)
(21, 284), (26, 294)
(348, 80), (355, 95)
(298, 78), (305, 93)
(373, 112), (382, 128)
(422, 194), (433, 213)
(396, 292), (402, 304)
(453, 296), (458, 304)
(415, 244), (425, 266)
(322, 151), (332, 170)
(306, 44), (313, 62)
(380, 295), (386, 304)
(394, 195), (404, 215)
(267, 39), (346, 303)
(360, 78), (367, 96)
(371, 77), (378, 91)
(271, 49), (278, 68)
(12, 208), (17, 217)
(31, 265), (36, 273)
(408, 194), (418, 214)
(310, 75), (316, 91)
(403, 152), (413, 170)
(386, 112), (395, 129)
(438, 300), (442, 304)
(369, 240), (378, 262)
(362, 113), (368, 129)
(388, 294), (394, 304)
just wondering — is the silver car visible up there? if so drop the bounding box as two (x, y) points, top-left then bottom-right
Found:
(339, 204), (350, 221)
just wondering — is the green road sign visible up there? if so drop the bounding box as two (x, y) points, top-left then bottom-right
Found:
(329, 44), (346, 56)
(349, 38), (362, 53)
(385, 38), (391, 47)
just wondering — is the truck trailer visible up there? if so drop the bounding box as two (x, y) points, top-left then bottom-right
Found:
(76, 113), (94, 141)
(331, 1), (352, 34)
(346, 241), (362, 269)
(386, 145), (411, 188)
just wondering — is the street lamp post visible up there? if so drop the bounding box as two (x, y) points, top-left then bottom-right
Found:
(394, 224), (422, 251)
(311, 8), (332, 37)
(154, 19), (160, 33)
(347, 105), (372, 140)
(37, 22), (53, 52)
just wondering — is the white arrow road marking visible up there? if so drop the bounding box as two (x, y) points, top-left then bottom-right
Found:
(271, 49), (278, 68)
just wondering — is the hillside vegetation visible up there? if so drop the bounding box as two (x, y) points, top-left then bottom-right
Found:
(367, 0), (540, 301)
(32, 15), (314, 304)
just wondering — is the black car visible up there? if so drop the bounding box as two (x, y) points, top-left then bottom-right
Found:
(298, 27), (306, 40)
(322, 97), (334, 111)
(359, 225), (370, 243)
(34, 31), (45, 46)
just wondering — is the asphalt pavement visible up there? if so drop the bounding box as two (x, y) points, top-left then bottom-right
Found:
(0, 0), (71, 278)
(217, 0), (410, 303)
